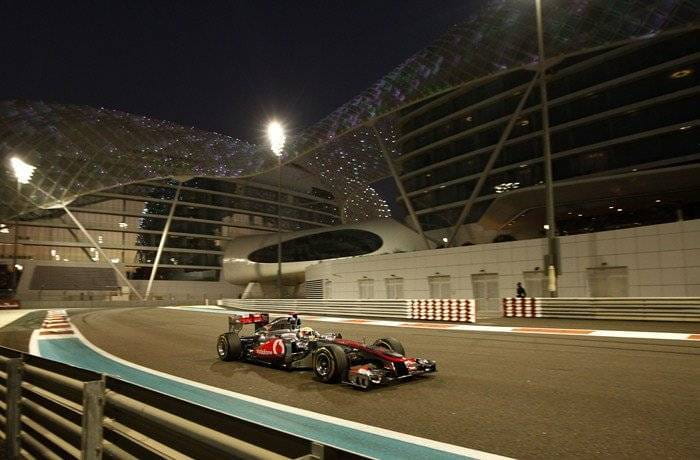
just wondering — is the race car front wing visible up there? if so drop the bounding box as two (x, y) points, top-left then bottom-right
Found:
(346, 358), (436, 389)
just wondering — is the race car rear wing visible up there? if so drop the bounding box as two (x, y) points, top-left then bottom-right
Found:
(228, 313), (269, 332)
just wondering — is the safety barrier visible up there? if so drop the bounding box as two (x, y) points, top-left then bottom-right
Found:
(502, 297), (540, 318)
(219, 298), (477, 323)
(0, 346), (360, 459)
(503, 297), (700, 322)
(409, 299), (475, 322)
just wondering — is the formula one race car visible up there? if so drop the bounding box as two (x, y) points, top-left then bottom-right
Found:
(216, 313), (436, 390)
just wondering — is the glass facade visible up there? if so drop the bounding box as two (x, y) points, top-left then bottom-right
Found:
(0, 176), (341, 282)
(396, 27), (699, 237)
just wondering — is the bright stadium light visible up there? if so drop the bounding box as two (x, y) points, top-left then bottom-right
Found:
(10, 157), (36, 184)
(267, 121), (286, 157)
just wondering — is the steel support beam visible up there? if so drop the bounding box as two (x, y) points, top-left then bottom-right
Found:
(11, 220), (19, 292)
(447, 71), (540, 246)
(371, 124), (432, 249)
(62, 206), (144, 300)
(145, 181), (182, 300)
(276, 158), (283, 299)
(536, 0), (559, 297)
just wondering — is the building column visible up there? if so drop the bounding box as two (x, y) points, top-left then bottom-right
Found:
(62, 206), (144, 301)
(11, 220), (18, 292)
(536, 0), (559, 297)
(370, 123), (432, 250)
(447, 71), (540, 246)
(145, 181), (182, 300)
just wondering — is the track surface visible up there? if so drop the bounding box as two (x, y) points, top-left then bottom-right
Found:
(59, 307), (700, 459)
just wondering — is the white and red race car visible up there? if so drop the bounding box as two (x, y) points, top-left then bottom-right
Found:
(216, 313), (437, 390)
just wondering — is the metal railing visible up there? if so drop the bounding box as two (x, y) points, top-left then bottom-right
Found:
(219, 298), (477, 323)
(503, 297), (700, 321)
(0, 347), (363, 459)
(220, 298), (411, 319)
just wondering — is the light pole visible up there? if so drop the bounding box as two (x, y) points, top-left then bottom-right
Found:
(267, 121), (286, 299)
(534, 0), (558, 297)
(9, 157), (36, 293)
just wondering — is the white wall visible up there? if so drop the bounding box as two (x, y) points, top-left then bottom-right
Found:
(306, 219), (700, 299)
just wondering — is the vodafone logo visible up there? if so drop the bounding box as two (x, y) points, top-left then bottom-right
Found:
(273, 339), (285, 355)
(254, 338), (285, 357)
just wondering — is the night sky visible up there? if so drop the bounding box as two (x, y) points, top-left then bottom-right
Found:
(1, 1), (477, 145)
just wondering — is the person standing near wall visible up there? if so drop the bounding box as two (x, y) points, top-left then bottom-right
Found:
(516, 282), (527, 298)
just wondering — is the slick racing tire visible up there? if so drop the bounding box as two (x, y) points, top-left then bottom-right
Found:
(312, 344), (348, 383)
(217, 332), (242, 361)
(373, 337), (405, 356)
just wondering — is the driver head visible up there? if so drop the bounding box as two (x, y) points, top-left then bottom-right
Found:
(298, 326), (316, 339)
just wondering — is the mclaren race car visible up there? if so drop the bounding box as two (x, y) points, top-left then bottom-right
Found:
(216, 313), (436, 389)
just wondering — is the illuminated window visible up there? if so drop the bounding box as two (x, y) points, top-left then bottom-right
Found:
(670, 69), (693, 79)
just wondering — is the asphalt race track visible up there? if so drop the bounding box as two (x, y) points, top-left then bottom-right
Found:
(2, 307), (699, 459)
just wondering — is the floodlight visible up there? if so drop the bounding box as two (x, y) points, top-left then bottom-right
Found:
(267, 121), (286, 157)
(10, 157), (36, 184)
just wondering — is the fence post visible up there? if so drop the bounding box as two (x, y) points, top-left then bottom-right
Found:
(81, 379), (105, 460)
(5, 358), (23, 458)
(311, 441), (325, 459)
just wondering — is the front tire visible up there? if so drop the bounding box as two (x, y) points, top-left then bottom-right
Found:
(312, 344), (348, 383)
(217, 332), (242, 361)
(373, 337), (405, 356)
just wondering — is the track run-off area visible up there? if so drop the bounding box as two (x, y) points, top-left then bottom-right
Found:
(1, 306), (699, 459)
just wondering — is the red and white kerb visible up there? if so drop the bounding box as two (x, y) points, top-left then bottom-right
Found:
(38, 309), (74, 336)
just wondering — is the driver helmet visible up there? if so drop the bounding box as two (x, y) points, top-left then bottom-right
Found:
(298, 326), (317, 339)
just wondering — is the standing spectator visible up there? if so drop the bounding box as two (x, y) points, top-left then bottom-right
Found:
(516, 282), (527, 298)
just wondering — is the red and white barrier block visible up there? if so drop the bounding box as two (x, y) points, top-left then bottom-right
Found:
(0, 298), (20, 309)
(409, 299), (476, 323)
(502, 297), (541, 318)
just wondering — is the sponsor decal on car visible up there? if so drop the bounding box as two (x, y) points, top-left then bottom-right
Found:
(254, 338), (285, 358)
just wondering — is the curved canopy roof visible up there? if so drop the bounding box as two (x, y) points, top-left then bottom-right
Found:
(1, 0), (698, 221)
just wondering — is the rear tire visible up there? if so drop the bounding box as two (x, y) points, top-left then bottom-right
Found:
(373, 337), (405, 356)
(312, 344), (348, 383)
(217, 332), (242, 361)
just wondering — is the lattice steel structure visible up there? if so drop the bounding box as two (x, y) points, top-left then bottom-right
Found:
(1, 0), (698, 230)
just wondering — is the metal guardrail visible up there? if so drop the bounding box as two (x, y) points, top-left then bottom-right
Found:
(0, 347), (364, 459)
(219, 298), (477, 323)
(503, 297), (700, 322)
